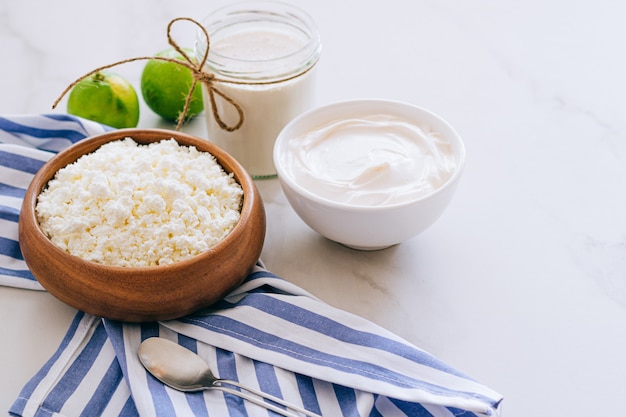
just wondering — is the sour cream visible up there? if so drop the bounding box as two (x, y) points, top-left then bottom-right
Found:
(281, 114), (458, 206)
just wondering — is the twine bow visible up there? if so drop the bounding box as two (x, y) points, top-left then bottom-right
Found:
(53, 17), (247, 131)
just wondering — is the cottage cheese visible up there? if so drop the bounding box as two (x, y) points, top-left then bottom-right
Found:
(36, 138), (243, 267)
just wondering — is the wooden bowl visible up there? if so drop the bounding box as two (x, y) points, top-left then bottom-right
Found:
(18, 129), (266, 322)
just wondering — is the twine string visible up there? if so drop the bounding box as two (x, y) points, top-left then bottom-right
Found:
(53, 17), (316, 131)
(165, 17), (244, 132)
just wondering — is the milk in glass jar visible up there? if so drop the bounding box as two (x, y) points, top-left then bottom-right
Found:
(195, 1), (321, 178)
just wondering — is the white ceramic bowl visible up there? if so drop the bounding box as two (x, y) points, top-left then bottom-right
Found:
(273, 99), (465, 250)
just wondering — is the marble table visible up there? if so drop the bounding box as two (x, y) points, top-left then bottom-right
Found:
(2, 0), (625, 415)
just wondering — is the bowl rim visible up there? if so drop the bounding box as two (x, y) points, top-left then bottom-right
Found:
(273, 98), (466, 212)
(23, 127), (258, 272)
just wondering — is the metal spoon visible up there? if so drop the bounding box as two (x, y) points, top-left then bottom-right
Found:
(138, 337), (321, 417)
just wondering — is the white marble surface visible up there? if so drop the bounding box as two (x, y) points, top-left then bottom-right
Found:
(2, 0), (626, 415)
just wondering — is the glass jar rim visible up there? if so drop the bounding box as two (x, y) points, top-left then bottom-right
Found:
(195, 1), (321, 82)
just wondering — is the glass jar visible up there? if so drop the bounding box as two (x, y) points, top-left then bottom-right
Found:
(195, 1), (321, 179)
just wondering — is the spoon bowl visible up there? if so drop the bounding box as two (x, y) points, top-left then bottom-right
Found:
(138, 337), (214, 392)
(138, 337), (321, 417)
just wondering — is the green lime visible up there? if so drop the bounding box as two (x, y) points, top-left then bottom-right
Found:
(67, 71), (140, 129)
(141, 48), (204, 122)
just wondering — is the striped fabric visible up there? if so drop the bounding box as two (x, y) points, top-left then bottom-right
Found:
(0, 114), (110, 290)
(1, 115), (503, 417)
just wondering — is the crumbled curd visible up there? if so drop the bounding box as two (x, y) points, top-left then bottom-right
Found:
(36, 138), (243, 267)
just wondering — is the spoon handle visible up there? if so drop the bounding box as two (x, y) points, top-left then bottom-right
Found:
(215, 385), (302, 417)
(217, 379), (322, 417)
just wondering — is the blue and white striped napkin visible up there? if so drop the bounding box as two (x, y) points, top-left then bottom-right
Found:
(1, 115), (503, 417)
(0, 114), (111, 290)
